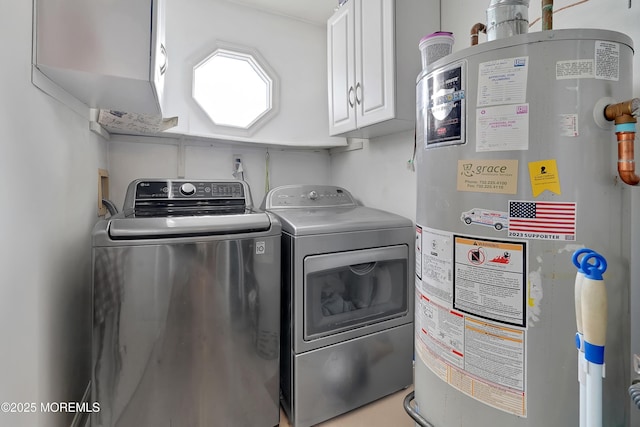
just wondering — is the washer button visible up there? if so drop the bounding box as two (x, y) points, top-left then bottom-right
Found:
(180, 183), (196, 196)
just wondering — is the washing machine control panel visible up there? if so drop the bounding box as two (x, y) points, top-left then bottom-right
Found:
(134, 180), (245, 200)
(124, 179), (254, 217)
(265, 185), (356, 208)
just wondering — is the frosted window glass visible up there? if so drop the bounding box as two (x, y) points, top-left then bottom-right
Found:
(193, 49), (273, 129)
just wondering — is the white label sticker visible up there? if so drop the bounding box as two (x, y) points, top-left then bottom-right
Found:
(595, 40), (620, 81)
(556, 59), (594, 80)
(477, 57), (528, 107)
(415, 277), (527, 417)
(476, 104), (530, 152)
(420, 227), (454, 305)
(558, 114), (579, 137)
(256, 241), (266, 255)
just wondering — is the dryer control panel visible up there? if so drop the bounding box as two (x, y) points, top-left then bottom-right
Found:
(263, 185), (357, 209)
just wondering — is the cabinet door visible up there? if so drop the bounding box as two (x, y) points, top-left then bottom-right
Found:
(149, 0), (169, 109)
(34, 0), (164, 115)
(354, 0), (395, 128)
(150, 0), (167, 112)
(327, 0), (357, 136)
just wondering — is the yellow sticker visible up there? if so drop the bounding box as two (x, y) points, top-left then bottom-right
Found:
(528, 159), (561, 197)
(527, 280), (535, 308)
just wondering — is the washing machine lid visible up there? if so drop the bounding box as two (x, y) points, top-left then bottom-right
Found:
(262, 185), (412, 235)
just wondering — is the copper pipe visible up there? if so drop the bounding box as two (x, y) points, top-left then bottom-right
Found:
(530, 0), (589, 28)
(605, 99), (640, 186)
(470, 22), (486, 46)
(605, 99), (640, 121)
(542, 0), (554, 30)
(617, 132), (640, 185)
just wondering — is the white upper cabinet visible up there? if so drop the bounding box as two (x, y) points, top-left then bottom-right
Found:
(355, 0), (395, 130)
(327, 0), (439, 138)
(34, 0), (166, 115)
(327, 1), (358, 135)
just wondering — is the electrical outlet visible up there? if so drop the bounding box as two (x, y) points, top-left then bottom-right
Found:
(232, 154), (242, 171)
(232, 154), (245, 179)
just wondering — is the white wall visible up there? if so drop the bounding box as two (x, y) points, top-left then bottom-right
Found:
(0, 3), (108, 427)
(107, 137), (331, 209)
(106, 0), (337, 208)
(163, 0), (344, 147)
(330, 132), (417, 221)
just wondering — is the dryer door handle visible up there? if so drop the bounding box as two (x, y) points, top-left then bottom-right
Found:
(304, 245), (407, 274)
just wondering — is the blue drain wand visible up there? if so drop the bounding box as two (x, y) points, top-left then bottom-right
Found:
(574, 249), (608, 427)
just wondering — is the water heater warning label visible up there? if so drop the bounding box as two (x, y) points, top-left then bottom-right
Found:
(415, 225), (528, 418)
(556, 59), (594, 79)
(595, 40), (620, 81)
(453, 236), (526, 327)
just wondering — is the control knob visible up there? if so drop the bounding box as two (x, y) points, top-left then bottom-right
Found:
(180, 182), (196, 196)
(308, 191), (318, 200)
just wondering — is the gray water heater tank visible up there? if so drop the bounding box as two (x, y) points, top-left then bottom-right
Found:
(414, 29), (634, 426)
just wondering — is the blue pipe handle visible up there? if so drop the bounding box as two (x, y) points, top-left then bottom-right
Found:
(580, 252), (607, 280)
(573, 248), (602, 273)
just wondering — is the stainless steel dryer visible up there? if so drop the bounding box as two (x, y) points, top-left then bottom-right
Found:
(262, 185), (415, 427)
(91, 179), (281, 427)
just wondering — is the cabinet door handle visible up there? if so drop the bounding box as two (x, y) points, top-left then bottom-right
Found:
(355, 82), (362, 105)
(348, 86), (355, 108)
(159, 43), (168, 75)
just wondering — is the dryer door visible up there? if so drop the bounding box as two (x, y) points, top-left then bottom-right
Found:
(303, 245), (408, 342)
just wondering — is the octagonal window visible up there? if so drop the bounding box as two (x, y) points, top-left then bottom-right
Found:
(193, 47), (275, 129)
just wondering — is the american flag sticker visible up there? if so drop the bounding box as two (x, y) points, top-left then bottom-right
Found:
(508, 200), (576, 241)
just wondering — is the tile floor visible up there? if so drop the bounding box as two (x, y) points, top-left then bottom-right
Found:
(278, 385), (415, 427)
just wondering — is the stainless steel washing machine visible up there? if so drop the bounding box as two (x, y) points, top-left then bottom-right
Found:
(91, 179), (281, 427)
(262, 185), (415, 427)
